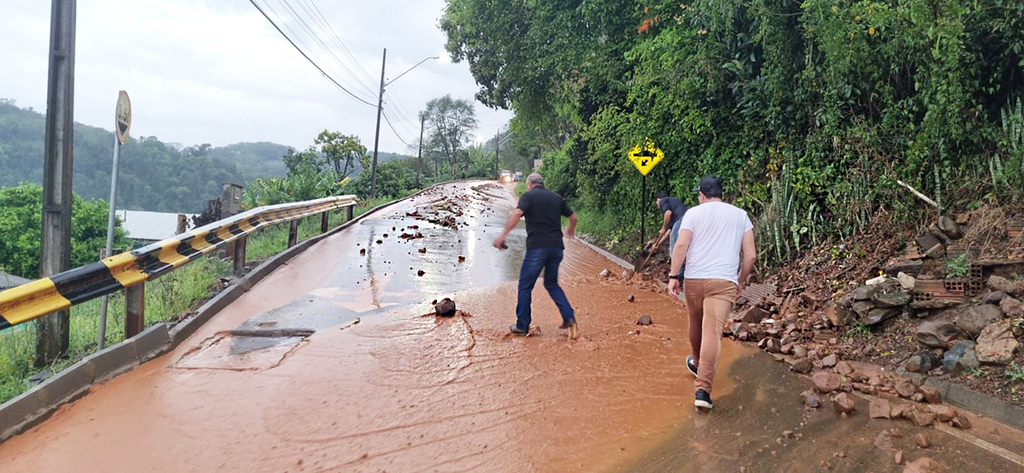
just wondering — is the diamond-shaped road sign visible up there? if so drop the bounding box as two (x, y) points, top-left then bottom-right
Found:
(627, 139), (664, 176)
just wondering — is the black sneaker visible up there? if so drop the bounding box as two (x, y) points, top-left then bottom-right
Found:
(509, 324), (528, 335)
(686, 355), (698, 377)
(695, 389), (713, 410)
(558, 319), (576, 329)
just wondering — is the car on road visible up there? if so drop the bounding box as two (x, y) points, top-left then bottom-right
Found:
(499, 170), (514, 183)
(514, 171), (524, 182)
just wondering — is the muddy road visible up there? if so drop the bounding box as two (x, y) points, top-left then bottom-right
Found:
(1, 182), (1021, 472)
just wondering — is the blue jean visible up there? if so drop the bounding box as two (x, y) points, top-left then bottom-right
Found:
(515, 247), (575, 330)
(669, 218), (683, 253)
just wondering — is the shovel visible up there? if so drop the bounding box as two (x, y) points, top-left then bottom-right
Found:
(635, 231), (669, 272)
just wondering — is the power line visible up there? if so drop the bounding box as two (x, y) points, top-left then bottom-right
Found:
(382, 110), (415, 149)
(249, 0), (377, 108)
(301, 0), (378, 86)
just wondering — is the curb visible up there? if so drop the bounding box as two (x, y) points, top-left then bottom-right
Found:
(577, 237), (635, 271)
(0, 185), (447, 444)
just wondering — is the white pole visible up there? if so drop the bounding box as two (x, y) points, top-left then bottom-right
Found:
(97, 134), (121, 349)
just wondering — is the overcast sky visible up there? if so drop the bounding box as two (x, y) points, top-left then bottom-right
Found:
(0, 0), (512, 154)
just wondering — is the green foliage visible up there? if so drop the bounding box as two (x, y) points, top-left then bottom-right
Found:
(315, 131), (366, 182)
(424, 95), (478, 179)
(945, 253), (970, 279)
(1007, 362), (1024, 383)
(964, 366), (988, 378)
(442, 0), (1024, 265)
(844, 323), (872, 339)
(0, 183), (128, 278)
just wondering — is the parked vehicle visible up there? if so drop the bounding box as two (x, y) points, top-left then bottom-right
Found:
(499, 170), (514, 183)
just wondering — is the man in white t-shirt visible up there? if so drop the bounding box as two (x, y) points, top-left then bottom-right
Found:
(667, 175), (756, 410)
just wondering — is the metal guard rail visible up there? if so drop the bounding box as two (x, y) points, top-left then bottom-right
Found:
(0, 195), (357, 330)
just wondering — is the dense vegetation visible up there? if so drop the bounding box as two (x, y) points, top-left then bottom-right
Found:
(441, 0), (1024, 265)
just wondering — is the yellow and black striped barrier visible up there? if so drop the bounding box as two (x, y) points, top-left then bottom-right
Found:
(0, 195), (356, 330)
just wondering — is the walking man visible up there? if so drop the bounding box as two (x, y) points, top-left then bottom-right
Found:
(494, 173), (578, 337)
(667, 175), (756, 410)
(656, 192), (689, 252)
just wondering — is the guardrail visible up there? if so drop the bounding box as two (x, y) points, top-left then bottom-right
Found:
(0, 195), (357, 336)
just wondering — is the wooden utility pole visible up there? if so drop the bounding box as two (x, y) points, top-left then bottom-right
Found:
(416, 114), (425, 188)
(37, 0), (76, 366)
(369, 48), (386, 198)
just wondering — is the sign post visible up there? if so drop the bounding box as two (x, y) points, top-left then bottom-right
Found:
(98, 90), (131, 349)
(627, 138), (664, 250)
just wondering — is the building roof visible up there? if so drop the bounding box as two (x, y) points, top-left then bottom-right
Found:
(0, 272), (32, 291)
(116, 210), (196, 242)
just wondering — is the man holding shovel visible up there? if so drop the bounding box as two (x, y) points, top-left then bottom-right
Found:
(638, 193), (688, 271)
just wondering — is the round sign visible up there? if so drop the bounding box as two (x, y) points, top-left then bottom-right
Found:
(115, 90), (131, 144)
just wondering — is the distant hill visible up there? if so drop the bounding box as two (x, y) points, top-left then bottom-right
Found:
(0, 99), (409, 213)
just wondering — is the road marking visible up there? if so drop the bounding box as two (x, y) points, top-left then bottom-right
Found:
(935, 423), (1024, 467)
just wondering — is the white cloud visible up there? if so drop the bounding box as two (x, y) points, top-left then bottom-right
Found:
(0, 0), (513, 155)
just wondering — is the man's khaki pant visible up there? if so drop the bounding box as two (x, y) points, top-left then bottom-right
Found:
(683, 279), (737, 394)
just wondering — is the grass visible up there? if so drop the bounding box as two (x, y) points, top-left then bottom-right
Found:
(843, 323), (872, 339)
(246, 198), (392, 261)
(514, 181), (526, 197)
(944, 253), (969, 279)
(0, 256), (231, 404)
(1007, 362), (1024, 383)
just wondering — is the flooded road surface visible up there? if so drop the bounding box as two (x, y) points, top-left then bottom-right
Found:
(1, 182), (1022, 472)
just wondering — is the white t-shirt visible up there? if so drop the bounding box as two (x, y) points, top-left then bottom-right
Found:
(679, 201), (753, 284)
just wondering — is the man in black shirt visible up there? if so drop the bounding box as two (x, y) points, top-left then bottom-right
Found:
(494, 173), (578, 336)
(656, 192), (689, 253)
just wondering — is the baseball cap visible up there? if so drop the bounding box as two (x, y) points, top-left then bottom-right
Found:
(694, 175), (723, 198)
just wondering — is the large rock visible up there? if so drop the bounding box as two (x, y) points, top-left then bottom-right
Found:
(853, 300), (875, 317)
(905, 351), (942, 373)
(872, 291), (912, 308)
(862, 308), (899, 326)
(983, 291), (1007, 304)
(918, 385), (942, 404)
(942, 341), (979, 375)
(896, 379), (917, 398)
(910, 299), (961, 311)
(870, 399), (892, 419)
(987, 275), (1022, 297)
(790, 357), (814, 374)
(977, 319), (1020, 364)
(907, 409), (937, 427)
(927, 404), (958, 422)
(1001, 296), (1024, 318)
(954, 304), (1004, 337)
(915, 319), (966, 348)
(903, 457), (944, 473)
(853, 285), (880, 301)
(821, 354), (838, 368)
(737, 305), (769, 323)
(827, 303), (855, 327)
(832, 392), (857, 414)
(813, 371), (843, 393)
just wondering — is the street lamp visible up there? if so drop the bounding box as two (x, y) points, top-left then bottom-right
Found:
(369, 51), (439, 198)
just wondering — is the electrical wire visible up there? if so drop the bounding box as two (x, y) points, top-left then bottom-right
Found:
(382, 110), (415, 149)
(249, 0), (377, 108)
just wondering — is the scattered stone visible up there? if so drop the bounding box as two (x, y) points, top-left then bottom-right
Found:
(793, 345), (808, 359)
(417, 270), (426, 276)
(418, 248), (427, 253)
(950, 414), (972, 429)
(874, 429), (896, 450)
(822, 354), (838, 368)
(890, 403), (908, 419)
(896, 379), (917, 398)
(903, 457), (943, 473)
(636, 314), (653, 326)
(621, 269), (635, 279)
(982, 291), (1007, 304)
(987, 275), (1022, 297)
(927, 404), (957, 422)
(835, 361), (854, 376)
(942, 341), (979, 375)
(761, 337), (782, 353)
(910, 299), (960, 310)
(895, 450), (904, 465)
(359, 248), (366, 255)
(813, 371), (843, 393)
(627, 294), (635, 302)
(832, 392), (856, 414)
(434, 298), (457, 316)
(800, 390), (822, 408)
(907, 409), (937, 427)
(912, 393), (926, 403)
(918, 385), (942, 404)
(738, 305), (770, 324)
(955, 304), (1004, 338)
(873, 291), (912, 308)
(915, 319), (966, 348)
(599, 269), (611, 278)
(853, 383), (877, 395)
(852, 300), (875, 318)
(976, 319), (1020, 364)
(915, 432), (932, 448)
(898, 272), (916, 290)
(790, 358), (814, 374)
(862, 308), (899, 326)
(376, 239), (383, 244)
(853, 285), (880, 301)
(870, 399), (892, 419)
(905, 352), (942, 373)
(1001, 296), (1024, 318)
(458, 256), (466, 263)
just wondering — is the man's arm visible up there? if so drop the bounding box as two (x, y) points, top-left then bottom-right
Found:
(565, 213), (577, 239)
(659, 210), (672, 234)
(493, 208), (524, 249)
(737, 229), (756, 294)
(666, 229), (693, 296)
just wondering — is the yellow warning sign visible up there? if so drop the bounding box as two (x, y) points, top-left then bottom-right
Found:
(627, 139), (664, 176)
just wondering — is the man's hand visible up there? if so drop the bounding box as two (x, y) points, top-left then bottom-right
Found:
(658, 228), (668, 239)
(668, 277), (680, 297)
(736, 281), (744, 299)
(493, 236), (506, 249)
(565, 227), (575, 239)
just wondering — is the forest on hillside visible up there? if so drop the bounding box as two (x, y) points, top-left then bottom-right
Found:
(442, 0), (1024, 265)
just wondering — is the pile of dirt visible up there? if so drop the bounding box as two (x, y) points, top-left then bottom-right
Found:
(730, 205), (1024, 405)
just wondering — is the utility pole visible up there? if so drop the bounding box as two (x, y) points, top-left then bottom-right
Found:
(369, 48), (386, 198)
(37, 0), (76, 366)
(494, 130), (500, 178)
(416, 113), (425, 188)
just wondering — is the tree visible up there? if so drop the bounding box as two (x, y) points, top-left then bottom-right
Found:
(424, 95), (478, 178)
(282, 146), (325, 178)
(315, 131), (366, 182)
(0, 184), (128, 279)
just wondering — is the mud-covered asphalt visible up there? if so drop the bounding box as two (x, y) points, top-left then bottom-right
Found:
(1, 181), (1021, 472)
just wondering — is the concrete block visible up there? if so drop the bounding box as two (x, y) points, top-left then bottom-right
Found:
(85, 339), (140, 383)
(938, 379), (1024, 431)
(132, 323), (170, 362)
(0, 387), (49, 442)
(36, 358), (95, 406)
